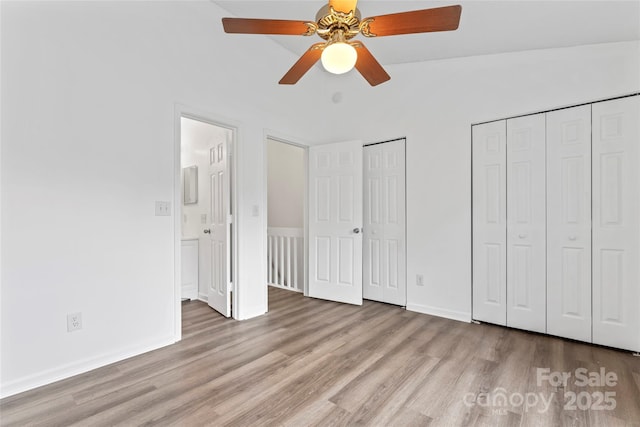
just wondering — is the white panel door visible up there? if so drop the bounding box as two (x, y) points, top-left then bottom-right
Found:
(546, 105), (592, 342)
(506, 114), (546, 333)
(207, 138), (231, 317)
(472, 121), (507, 325)
(592, 95), (640, 352)
(308, 140), (363, 305)
(363, 139), (406, 306)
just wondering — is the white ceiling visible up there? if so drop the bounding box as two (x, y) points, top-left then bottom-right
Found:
(213, 1), (640, 65)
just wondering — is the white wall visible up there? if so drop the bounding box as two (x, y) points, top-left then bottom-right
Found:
(308, 40), (640, 321)
(2, 0), (638, 398)
(0, 0), (332, 397)
(267, 139), (304, 229)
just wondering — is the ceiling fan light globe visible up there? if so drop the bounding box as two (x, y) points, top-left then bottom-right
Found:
(321, 42), (357, 75)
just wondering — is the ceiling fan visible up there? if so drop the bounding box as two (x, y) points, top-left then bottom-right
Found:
(222, 1), (462, 86)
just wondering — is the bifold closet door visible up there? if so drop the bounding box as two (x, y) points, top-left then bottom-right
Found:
(546, 105), (592, 342)
(592, 95), (640, 352)
(472, 120), (507, 325)
(506, 114), (546, 333)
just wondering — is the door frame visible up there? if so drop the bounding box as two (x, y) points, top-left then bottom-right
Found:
(174, 104), (240, 339)
(262, 132), (310, 312)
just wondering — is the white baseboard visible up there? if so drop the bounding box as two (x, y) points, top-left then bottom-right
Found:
(0, 335), (176, 399)
(197, 293), (208, 302)
(406, 303), (471, 323)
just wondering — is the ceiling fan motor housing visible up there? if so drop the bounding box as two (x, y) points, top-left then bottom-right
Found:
(314, 6), (362, 40)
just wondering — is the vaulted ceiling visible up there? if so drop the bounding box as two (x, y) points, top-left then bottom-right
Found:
(213, 1), (640, 66)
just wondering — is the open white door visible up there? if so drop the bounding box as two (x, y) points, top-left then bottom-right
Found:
(207, 137), (231, 317)
(308, 140), (363, 305)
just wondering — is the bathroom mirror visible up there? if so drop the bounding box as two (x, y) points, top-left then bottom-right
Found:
(183, 165), (198, 205)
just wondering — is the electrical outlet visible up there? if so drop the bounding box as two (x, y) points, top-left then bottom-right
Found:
(416, 274), (424, 286)
(67, 312), (82, 332)
(155, 201), (171, 216)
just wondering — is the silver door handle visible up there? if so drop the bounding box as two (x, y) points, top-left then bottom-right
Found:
(203, 229), (211, 234)
(353, 228), (361, 234)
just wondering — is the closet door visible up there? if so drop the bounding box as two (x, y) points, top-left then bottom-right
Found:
(546, 105), (592, 342)
(592, 95), (640, 352)
(364, 144), (384, 302)
(472, 121), (507, 325)
(506, 114), (546, 333)
(363, 139), (406, 306)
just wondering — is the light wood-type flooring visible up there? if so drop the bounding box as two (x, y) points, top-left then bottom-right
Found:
(2, 287), (640, 426)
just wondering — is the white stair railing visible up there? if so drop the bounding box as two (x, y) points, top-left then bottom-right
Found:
(267, 227), (303, 292)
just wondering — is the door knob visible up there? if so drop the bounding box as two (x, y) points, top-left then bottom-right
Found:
(353, 228), (361, 234)
(203, 229), (211, 234)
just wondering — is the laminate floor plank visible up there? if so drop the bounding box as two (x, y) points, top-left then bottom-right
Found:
(281, 400), (352, 427)
(406, 341), (495, 417)
(0, 394), (76, 426)
(212, 309), (414, 425)
(2, 287), (639, 426)
(78, 351), (290, 427)
(70, 324), (291, 408)
(206, 336), (349, 424)
(328, 316), (435, 412)
(5, 381), (157, 427)
(0, 365), (122, 416)
(356, 355), (441, 427)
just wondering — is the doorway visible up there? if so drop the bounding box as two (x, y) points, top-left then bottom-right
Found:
(265, 137), (307, 307)
(177, 112), (238, 331)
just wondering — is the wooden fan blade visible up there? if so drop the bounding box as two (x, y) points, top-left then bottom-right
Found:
(362, 5), (462, 37)
(222, 18), (314, 36)
(329, 0), (358, 13)
(354, 44), (390, 86)
(279, 44), (325, 85)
